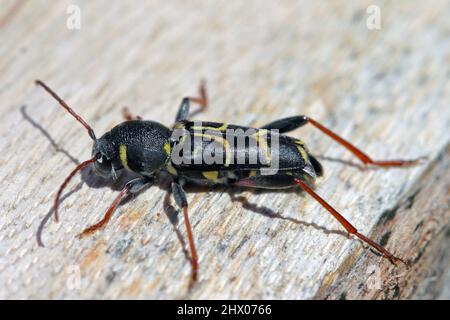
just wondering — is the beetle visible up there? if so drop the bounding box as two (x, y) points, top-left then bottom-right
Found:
(35, 79), (422, 289)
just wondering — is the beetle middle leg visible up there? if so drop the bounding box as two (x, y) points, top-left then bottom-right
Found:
(175, 80), (208, 122)
(262, 115), (423, 167)
(171, 181), (198, 290)
(77, 177), (152, 238)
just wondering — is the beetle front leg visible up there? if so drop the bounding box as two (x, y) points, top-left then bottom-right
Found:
(171, 181), (199, 290)
(77, 177), (152, 238)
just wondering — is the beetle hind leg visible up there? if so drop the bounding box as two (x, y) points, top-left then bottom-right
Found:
(263, 115), (424, 168)
(294, 178), (406, 265)
(261, 116), (308, 133)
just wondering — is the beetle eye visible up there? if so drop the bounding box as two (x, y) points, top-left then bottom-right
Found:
(93, 154), (111, 176)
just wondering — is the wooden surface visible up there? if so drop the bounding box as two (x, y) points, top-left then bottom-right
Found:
(0, 1), (449, 299)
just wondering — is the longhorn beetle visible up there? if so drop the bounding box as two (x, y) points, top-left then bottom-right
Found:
(35, 79), (422, 289)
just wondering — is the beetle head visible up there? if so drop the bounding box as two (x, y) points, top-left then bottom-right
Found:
(91, 133), (116, 177)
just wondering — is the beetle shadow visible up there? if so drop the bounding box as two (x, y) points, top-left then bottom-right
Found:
(224, 188), (348, 237)
(156, 182), (349, 265)
(21, 105), (80, 165)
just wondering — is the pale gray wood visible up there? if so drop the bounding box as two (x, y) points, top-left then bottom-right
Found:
(0, 0), (449, 299)
(316, 146), (450, 299)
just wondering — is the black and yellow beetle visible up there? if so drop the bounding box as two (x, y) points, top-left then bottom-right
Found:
(35, 80), (422, 289)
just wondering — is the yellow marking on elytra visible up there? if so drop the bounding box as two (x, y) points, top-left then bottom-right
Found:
(193, 132), (232, 166)
(294, 138), (309, 153)
(253, 129), (272, 164)
(119, 144), (131, 170)
(202, 171), (219, 181)
(192, 123), (228, 131)
(164, 141), (171, 156)
(297, 145), (309, 162)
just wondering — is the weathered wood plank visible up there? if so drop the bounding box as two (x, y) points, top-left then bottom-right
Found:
(0, 0), (449, 299)
(316, 145), (450, 299)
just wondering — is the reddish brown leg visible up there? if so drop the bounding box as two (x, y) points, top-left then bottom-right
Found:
(305, 117), (422, 167)
(171, 182), (198, 289)
(77, 185), (130, 238)
(183, 206), (199, 290)
(188, 79), (208, 110)
(174, 80), (209, 123)
(294, 178), (405, 265)
(122, 107), (142, 121)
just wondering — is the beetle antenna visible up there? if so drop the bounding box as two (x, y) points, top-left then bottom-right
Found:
(54, 156), (97, 222)
(35, 80), (96, 140)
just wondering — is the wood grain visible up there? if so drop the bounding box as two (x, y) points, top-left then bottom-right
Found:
(0, 0), (449, 299)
